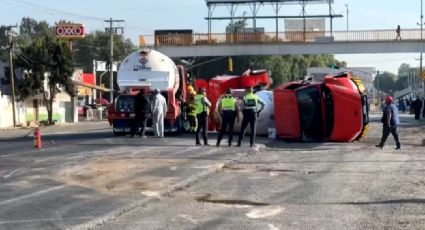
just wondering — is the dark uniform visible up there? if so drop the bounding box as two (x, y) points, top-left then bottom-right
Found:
(216, 92), (238, 147)
(195, 89), (211, 146)
(376, 97), (401, 150)
(237, 89), (265, 147)
(131, 90), (150, 138)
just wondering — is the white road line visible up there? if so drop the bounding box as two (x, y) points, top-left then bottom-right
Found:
(0, 185), (66, 206)
(2, 168), (23, 179)
(0, 216), (93, 224)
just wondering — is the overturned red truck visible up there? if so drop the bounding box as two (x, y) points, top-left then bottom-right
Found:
(195, 69), (273, 134)
(274, 72), (369, 142)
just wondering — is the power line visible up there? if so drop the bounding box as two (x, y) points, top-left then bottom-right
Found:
(0, 0), (104, 21)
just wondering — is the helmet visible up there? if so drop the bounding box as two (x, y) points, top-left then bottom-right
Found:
(154, 88), (160, 94)
(385, 96), (393, 104)
(187, 85), (194, 92)
(225, 88), (232, 94)
(199, 87), (206, 93)
(189, 90), (196, 95)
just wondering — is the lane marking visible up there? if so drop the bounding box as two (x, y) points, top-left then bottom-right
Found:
(179, 214), (197, 224)
(2, 168), (23, 179)
(246, 206), (283, 219)
(0, 185), (66, 206)
(140, 190), (160, 198)
(0, 216), (93, 224)
(268, 224), (280, 230)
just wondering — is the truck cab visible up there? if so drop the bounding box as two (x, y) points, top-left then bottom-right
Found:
(274, 72), (369, 142)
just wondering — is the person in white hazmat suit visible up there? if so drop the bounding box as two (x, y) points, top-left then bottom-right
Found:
(151, 88), (168, 137)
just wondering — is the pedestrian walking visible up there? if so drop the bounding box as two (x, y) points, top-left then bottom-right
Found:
(151, 88), (167, 138)
(194, 87), (211, 146)
(237, 87), (265, 147)
(216, 88), (239, 147)
(376, 95), (401, 150)
(186, 89), (197, 132)
(130, 89), (150, 138)
(396, 25), (401, 40)
(412, 96), (423, 120)
(422, 98), (425, 118)
(398, 98), (406, 113)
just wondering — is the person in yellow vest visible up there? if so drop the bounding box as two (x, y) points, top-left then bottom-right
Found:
(216, 88), (239, 147)
(186, 90), (197, 132)
(195, 87), (211, 146)
(237, 87), (265, 147)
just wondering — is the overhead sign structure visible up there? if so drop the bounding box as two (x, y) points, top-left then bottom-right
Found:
(55, 24), (85, 39)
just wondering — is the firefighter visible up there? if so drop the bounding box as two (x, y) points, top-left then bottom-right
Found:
(195, 87), (211, 146)
(237, 87), (265, 147)
(376, 95), (401, 150)
(186, 90), (197, 132)
(216, 88), (239, 147)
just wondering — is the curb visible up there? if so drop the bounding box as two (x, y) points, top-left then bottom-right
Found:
(68, 144), (266, 230)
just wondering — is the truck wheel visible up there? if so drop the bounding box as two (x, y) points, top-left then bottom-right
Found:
(182, 119), (191, 133)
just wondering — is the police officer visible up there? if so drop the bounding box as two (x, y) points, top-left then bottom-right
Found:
(376, 95), (401, 150)
(216, 88), (239, 147)
(195, 88), (211, 146)
(237, 87), (265, 147)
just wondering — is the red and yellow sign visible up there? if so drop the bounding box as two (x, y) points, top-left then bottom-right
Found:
(55, 24), (85, 39)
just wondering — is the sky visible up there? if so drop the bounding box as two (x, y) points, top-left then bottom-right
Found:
(0, 0), (423, 74)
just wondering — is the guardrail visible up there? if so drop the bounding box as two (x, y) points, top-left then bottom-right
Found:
(139, 29), (425, 47)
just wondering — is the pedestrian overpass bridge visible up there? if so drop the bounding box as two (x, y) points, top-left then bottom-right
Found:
(139, 29), (425, 57)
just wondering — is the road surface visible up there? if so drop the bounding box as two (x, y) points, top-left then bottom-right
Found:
(0, 115), (424, 230)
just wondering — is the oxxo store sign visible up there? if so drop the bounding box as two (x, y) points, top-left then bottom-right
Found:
(55, 24), (85, 39)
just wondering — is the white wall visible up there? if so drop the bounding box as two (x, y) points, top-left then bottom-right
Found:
(0, 94), (26, 128)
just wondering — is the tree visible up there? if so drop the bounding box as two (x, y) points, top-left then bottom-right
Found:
(73, 31), (136, 72)
(374, 71), (397, 93)
(398, 63), (410, 78)
(16, 36), (75, 124)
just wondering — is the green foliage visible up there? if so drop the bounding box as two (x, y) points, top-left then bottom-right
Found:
(190, 54), (343, 88)
(16, 36), (75, 124)
(373, 71), (397, 93)
(73, 31), (136, 72)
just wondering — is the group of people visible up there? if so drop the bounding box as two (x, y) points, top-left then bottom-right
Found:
(186, 86), (265, 147)
(397, 97), (425, 120)
(130, 86), (265, 147)
(130, 88), (167, 138)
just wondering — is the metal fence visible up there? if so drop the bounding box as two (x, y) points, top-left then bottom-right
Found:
(139, 29), (425, 47)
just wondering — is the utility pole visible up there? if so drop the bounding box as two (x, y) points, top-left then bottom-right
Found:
(6, 25), (17, 127)
(345, 4), (349, 33)
(104, 18), (124, 104)
(420, 0), (424, 97)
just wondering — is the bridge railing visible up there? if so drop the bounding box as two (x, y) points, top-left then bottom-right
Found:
(139, 29), (424, 47)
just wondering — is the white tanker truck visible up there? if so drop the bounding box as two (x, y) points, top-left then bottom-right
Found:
(108, 49), (188, 135)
